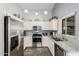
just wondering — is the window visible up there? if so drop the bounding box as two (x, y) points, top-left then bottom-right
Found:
(62, 15), (75, 35)
(67, 16), (75, 35)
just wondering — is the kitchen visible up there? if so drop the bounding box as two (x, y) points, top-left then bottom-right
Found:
(1, 3), (79, 56)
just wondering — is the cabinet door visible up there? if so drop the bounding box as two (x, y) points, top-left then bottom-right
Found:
(54, 43), (66, 56)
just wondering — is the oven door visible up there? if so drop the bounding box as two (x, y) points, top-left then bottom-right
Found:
(32, 38), (42, 47)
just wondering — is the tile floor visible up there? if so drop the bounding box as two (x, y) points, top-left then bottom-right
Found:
(24, 47), (52, 56)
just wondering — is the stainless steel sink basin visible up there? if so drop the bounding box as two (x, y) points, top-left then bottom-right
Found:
(52, 37), (64, 41)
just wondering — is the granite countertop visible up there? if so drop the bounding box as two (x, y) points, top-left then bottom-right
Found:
(51, 38), (79, 56)
(50, 37), (79, 53)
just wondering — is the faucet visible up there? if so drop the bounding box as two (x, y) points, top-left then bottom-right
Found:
(62, 36), (68, 41)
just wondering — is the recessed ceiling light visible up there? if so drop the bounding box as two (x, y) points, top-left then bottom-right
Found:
(44, 11), (48, 15)
(35, 12), (38, 15)
(24, 9), (28, 13)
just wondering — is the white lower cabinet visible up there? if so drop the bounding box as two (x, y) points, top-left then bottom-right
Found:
(24, 36), (32, 49)
(42, 37), (54, 56)
(42, 37), (49, 46)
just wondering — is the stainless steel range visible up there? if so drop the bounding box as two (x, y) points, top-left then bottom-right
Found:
(32, 26), (42, 47)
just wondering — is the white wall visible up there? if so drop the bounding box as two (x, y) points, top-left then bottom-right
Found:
(0, 3), (23, 56)
(53, 3), (79, 50)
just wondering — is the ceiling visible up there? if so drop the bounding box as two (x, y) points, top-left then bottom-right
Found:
(17, 3), (55, 11)
(17, 3), (55, 21)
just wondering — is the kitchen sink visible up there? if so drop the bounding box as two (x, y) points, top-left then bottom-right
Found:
(53, 37), (64, 41)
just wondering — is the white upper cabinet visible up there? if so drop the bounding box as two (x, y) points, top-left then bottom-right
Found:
(49, 19), (58, 30)
(24, 21), (50, 30)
